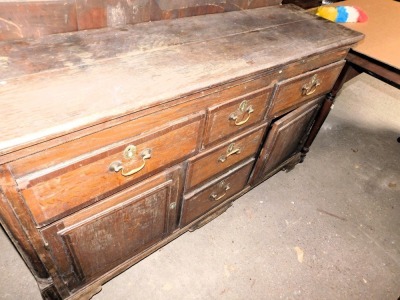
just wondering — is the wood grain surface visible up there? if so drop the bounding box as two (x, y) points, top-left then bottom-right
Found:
(41, 165), (184, 290)
(181, 158), (254, 226)
(251, 97), (322, 183)
(203, 88), (272, 146)
(0, 1), (78, 41)
(0, 0), (281, 41)
(267, 61), (345, 118)
(0, 6), (363, 157)
(186, 123), (267, 190)
(18, 114), (203, 226)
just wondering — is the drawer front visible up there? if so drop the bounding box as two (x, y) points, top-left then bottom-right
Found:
(181, 159), (254, 227)
(203, 87), (272, 147)
(18, 113), (204, 226)
(41, 166), (183, 290)
(268, 61), (345, 118)
(186, 123), (266, 190)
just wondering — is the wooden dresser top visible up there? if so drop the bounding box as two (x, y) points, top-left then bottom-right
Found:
(0, 5), (363, 155)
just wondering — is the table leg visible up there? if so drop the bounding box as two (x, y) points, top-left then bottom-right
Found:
(300, 62), (352, 162)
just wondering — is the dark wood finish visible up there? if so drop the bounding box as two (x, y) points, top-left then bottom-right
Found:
(75, 0), (108, 30)
(0, 6), (363, 300)
(41, 166), (183, 290)
(0, 191), (48, 279)
(251, 98), (322, 184)
(39, 284), (63, 300)
(0, 47), (349, 165)
(0, 6), (363, 158)
(282, 0), (321, 9)
(0, 166), (70, 298)
(0, 0), (282, 42)
(150, 0), (225, 20)
(345, 51), (400, 88)
(181, 159), (254, 226)
(0, 1), (78, 41)
(203, 88), (272, 147)
(300, 61), (354, 162)
(188, 202), (232, 232)
(67, 183), (251, 300)
(267, 61), (345, 119)
(18, 113), (203, 226)
(186, 123), (267, 190)
(5, 74), (269, 170)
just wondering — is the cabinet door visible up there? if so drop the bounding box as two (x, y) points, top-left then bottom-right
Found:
(41, 166), (184, 291)
(251, 98), (322, 183)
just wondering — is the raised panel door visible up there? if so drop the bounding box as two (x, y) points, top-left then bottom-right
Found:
(251, 98), (323, 183)
(41, 166), (184, 290)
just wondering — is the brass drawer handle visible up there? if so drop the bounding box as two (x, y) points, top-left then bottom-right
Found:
(229, 100), (254, 126)
(109, 145), (152, 177)
(218, 143), (241, 163)
(209, 183), (231, 201)
(209, 181), (231, 201)
(302, 74), (321, 96)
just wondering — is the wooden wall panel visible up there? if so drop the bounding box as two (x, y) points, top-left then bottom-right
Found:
(75, 0), (151, 30)
(104, 0), (151, 27)
(224, 0), (282, 11)
(150, 0), (225, 20)
(75, 0), (108, 30)
(0, 0), (282, 41)
(0, 1), (78, 41)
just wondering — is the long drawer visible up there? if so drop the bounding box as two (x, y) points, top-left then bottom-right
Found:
(17, 113), (204, 226)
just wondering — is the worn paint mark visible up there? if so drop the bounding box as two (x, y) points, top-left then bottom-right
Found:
(317, 208), (347, 221)
(132, 5), (138, 16)
(107, 2), (127, 27)
(0, 17), (23, 38)
(209, 4), (225, 10)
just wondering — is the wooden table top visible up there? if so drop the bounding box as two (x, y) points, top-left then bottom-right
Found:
(0, 5), (362, 156)
(333, 0), (400, 69)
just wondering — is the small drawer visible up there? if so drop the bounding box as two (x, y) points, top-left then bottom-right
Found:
(186, 123), (267, 190)
(268, 61), (345, 118)
(180, 158), (254, 227)
(17, 113), (204, 226)
(202, 87), (272, 147)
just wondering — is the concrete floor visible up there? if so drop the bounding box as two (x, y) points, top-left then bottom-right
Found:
(1, 73), (399, 299)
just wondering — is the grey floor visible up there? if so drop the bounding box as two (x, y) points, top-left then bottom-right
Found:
(1, 73), (399, 299)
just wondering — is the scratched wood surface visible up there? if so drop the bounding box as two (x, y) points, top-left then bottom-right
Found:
(251, 97), (322, 183)
(41, 165), (184, 290)
(0, 0), (281, 41)
(0, 5), (363, 155)
(0, 0), (78, 41)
